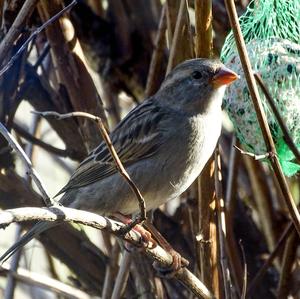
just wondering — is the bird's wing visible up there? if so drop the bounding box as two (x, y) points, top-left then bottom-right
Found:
(56, 99), (166, 196)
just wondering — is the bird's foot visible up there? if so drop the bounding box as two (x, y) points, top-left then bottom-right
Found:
(114, 213), (157, 249)
(153, 248), (189, 278)
(123, 224), (157, 252)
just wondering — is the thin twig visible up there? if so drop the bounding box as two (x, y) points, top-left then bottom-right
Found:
(234, 145), (274, 161)
(32, 111), (147, 230)
(0, 206), (214, 299)
(0, 122), (52, 206)
(102, 243), (121, 299)
(243, 155), (278, 257)
(214, 145), (231, 299)
(33, 43), (51, 70)
(254, 73), (300, 164)
(0, 263), (92, 299)
(4, 115), (40, 299)
(224, 0), (300, 238)
(145, 4), (167, 97)
(239, 241), (247, 299)
(166, 0), (191, 74)
(224, 136), (243, 297)
(3, 226), (23, 299)
(111, 251), (131, 299)
(277, 230), (298, 298)
(246, 222), (294, 296)
(0, 0), (77, 77)
(0, 0), (39, 66)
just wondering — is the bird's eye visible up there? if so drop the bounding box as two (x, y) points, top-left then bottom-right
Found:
(192, 71), (202, 79)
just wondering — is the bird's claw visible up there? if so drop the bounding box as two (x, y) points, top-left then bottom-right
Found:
(123, 224), (157, 251)
(153, 249), (189, 278)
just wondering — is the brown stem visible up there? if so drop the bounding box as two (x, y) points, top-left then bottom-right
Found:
(243, 157), (277, 252)
(145, 4), (167, 97)
(224, 0), (300, 238)
(0, 0), (39, 66)
(102, 243), (121, 299)
(0, 0), (77, 77)
(195, 0), (213, 58)
(247, 222), (294, 296)
(224, 136), (243, 297)
(194, 0), (217, 296)
(0, 122), (52, 206)
(32, 111), (147, 228)
(166, 0), (193, 74)
(38, 0), (106, 151)
(254, 73), (300, 164)
(111, 251), (131, 299)
(214, 145), (231, 299)
(277, 230), (298, 298)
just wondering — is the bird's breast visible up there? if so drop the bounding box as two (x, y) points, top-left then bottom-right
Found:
(166, 110), (222, 198)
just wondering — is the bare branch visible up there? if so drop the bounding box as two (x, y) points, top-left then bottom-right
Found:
(233, 145), (274, 161)
(0, 206), (214, 299)
(32, 110), (147, 230)
(254, 73), (300, 164)
(0, 263), (93, 299)
(0, 122), (52, 206)
(145, 4), (167, 97)
(111, 251), (131, 299)
(246, 222), (294, 296)
(0, 0), (77, 77)
(0, 0), (39, 66)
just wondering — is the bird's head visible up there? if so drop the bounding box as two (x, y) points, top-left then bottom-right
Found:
(157, 58), (239, 115)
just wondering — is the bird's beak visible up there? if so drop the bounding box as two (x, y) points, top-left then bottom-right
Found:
(211, 66), (239, 88)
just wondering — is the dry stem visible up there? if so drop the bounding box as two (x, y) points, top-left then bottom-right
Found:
(0, 206), (214, 299)
(247, 222), (294, 296)
(0, 122), (52, 206)
(254, 73), (300, 164)
(224, 0), (300, 238)
(0, 0), (39, 66)
(0, 0), (77, 77)
(32, 110), (147, 229)
(0, 263), (92, 299)
(214, 146), (231, 299)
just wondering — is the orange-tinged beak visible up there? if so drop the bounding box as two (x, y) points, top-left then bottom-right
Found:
(211, 66), (239, 88)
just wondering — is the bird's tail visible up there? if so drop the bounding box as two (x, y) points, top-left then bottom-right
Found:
(0, 221), (59, 264)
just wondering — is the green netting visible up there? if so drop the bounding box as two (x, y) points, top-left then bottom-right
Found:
(221, 0), (300, 176)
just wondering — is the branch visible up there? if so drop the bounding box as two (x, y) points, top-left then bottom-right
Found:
(0, 0), (77, 77)
(254, 73), (300, 164)
(0, 122), (52, 206)
(0, 263), (92, 299)
(0, 0), (39, 66)
(195, 0), (213, 57)
(0, 206), (214, 299)
(224, 0), (300, 238)
(233, 145), (274, 161)
(32, 111), (147, 230)
(145, 4), (167, 97)
(246, 222), (294, 296)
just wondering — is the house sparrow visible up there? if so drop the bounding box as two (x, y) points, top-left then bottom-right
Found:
(0, 58), (238, 262)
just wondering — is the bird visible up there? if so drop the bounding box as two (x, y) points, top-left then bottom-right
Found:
(0, 58), (238, 263)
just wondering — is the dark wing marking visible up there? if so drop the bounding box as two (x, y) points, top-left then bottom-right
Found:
(56, 98), (166, 196)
